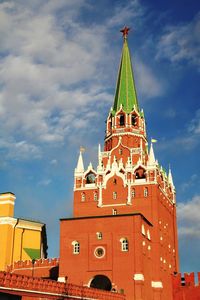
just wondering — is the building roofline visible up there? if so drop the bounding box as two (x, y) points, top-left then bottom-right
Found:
(0, 192), (16, 196)
(17, 217), (45, 225)
(60, 212), (152, 226)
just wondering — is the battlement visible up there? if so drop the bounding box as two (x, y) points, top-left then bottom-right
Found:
(172, 272), (200, 300)
(7, 258), (59, 272)
(172, 272), (200, 288)
(0, 271), (126, 300)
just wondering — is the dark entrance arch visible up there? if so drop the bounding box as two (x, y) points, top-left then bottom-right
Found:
(90, 275), (112, 291)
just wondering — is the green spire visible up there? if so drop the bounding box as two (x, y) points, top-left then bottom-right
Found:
(112, 28), (139, 115)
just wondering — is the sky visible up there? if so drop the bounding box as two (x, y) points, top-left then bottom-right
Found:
(0, 0), (199, 274)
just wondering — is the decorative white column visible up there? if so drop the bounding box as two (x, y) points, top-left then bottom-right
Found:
(98, 183), (102, 207)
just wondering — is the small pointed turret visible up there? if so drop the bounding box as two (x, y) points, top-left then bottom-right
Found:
(112, 27), (139, 115)
(168, 167), (175, 189)
(75, 150), (84, 173)
(148, 143), (156, 165)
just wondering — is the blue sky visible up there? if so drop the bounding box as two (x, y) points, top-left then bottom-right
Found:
(0, 0), (199, 273)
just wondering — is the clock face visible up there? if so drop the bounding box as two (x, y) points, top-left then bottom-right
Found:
(94, 246), (105, 259)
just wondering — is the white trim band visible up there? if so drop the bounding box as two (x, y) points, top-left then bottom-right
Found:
(0, 200), (15, 205)
(0, 194), (16, 200)
(0, 217), (17, 227)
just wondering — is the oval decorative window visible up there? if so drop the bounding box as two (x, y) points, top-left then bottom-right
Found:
(94, 246), (105, 259)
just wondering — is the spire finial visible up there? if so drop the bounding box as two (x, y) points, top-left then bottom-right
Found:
(120, 26), (130, 39)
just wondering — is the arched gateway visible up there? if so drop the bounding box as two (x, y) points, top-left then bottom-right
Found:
(90, 275), (112, 291)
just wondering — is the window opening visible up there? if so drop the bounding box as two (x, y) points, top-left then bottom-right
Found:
(72, 241), (80, 254)
(135, 167), (146, 179)
(113, 192), (117, 200)
(120, 238), (129, 252)
(81, 193), (85, 202)
(119, 115), (125, 126)
(96, 232), (103, 240)
(144, 187), (148, 197)
(86, 172), (96, 184)
(94, 247), (105, 258)
(94, 192), (98, 201)
(131, 115), (137, 126)
(113, 178), (117, 184)
(131, 189), (135, 198)
(142, 224), (145, 236)
(113, 209), (117, 215)
(119, 149), (123, 155)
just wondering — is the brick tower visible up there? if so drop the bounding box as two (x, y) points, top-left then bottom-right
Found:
(59, 28), (179, 300)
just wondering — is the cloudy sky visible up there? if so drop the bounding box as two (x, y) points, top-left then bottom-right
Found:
(0, 0), (199, 273)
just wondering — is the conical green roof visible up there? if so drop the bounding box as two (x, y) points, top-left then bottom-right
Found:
(112, 37), (139, 115)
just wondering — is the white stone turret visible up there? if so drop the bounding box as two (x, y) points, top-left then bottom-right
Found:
(168, 167), (175, 190)
(75, 150), (84, 175)
(148, 143), (156, 166)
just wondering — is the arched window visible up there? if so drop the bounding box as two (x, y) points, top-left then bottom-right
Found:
(112, 209), (117, 215)
(86, 172), (96, 184)
(144, 187), (148, 197)
(135, 167), (146, 179)
(119, 115), (125, 126)
(81, 192), (85, 202)
(72, 241), (80, 254)
(120, 238), (129, 252)
(119, 148), (123, 155)
(131, 115), (137, 126)
(94, 192), (98, 201)
(147, 229), (151, 240)
(113, 191), (117, 200)
(109, 120), (112, 130)
(113, 178), (117, 184)
(96, 232), (103, 240)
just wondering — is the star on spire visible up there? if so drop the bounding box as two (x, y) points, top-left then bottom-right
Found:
(120, 26), (130, 39)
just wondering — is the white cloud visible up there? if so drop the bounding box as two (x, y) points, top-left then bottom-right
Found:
(0, 0), (163, 163)
(107, 0), (144, 27)
(180, 174), (199, 192)
(188, 109), (200, 135)
(178, 195), (200, 238)
(38, 179), (52, 186)
(157, 108), (200, 153)
(134, 59), (164, 98)
(0, 139), (42, 160)
(0, 0), (112, 155)
(50, 159), (57, 165)
(156, 12), (200, 70)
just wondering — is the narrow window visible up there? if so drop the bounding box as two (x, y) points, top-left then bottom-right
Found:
(94, 192), (98, 201)
(147, 229), (151, 240)
(144, 187), (148, 197)
(113, 178), (117, 184)
(131, 115), (136, 126)
(113, 209), (117, 215)
(119, 149), (123, 155)
(72, 241), (80, 254)
(120, 238), (129, 252)
(131, 189), (135, 198)
(81, 193), (85, 202)
(119, 115), (125, 126)
(113, 191), (117, 200)
(96, 232), (103, 240)
(142, 224), (145, 236)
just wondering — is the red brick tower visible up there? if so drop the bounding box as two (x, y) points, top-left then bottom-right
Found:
(59, 28), (179, 300)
